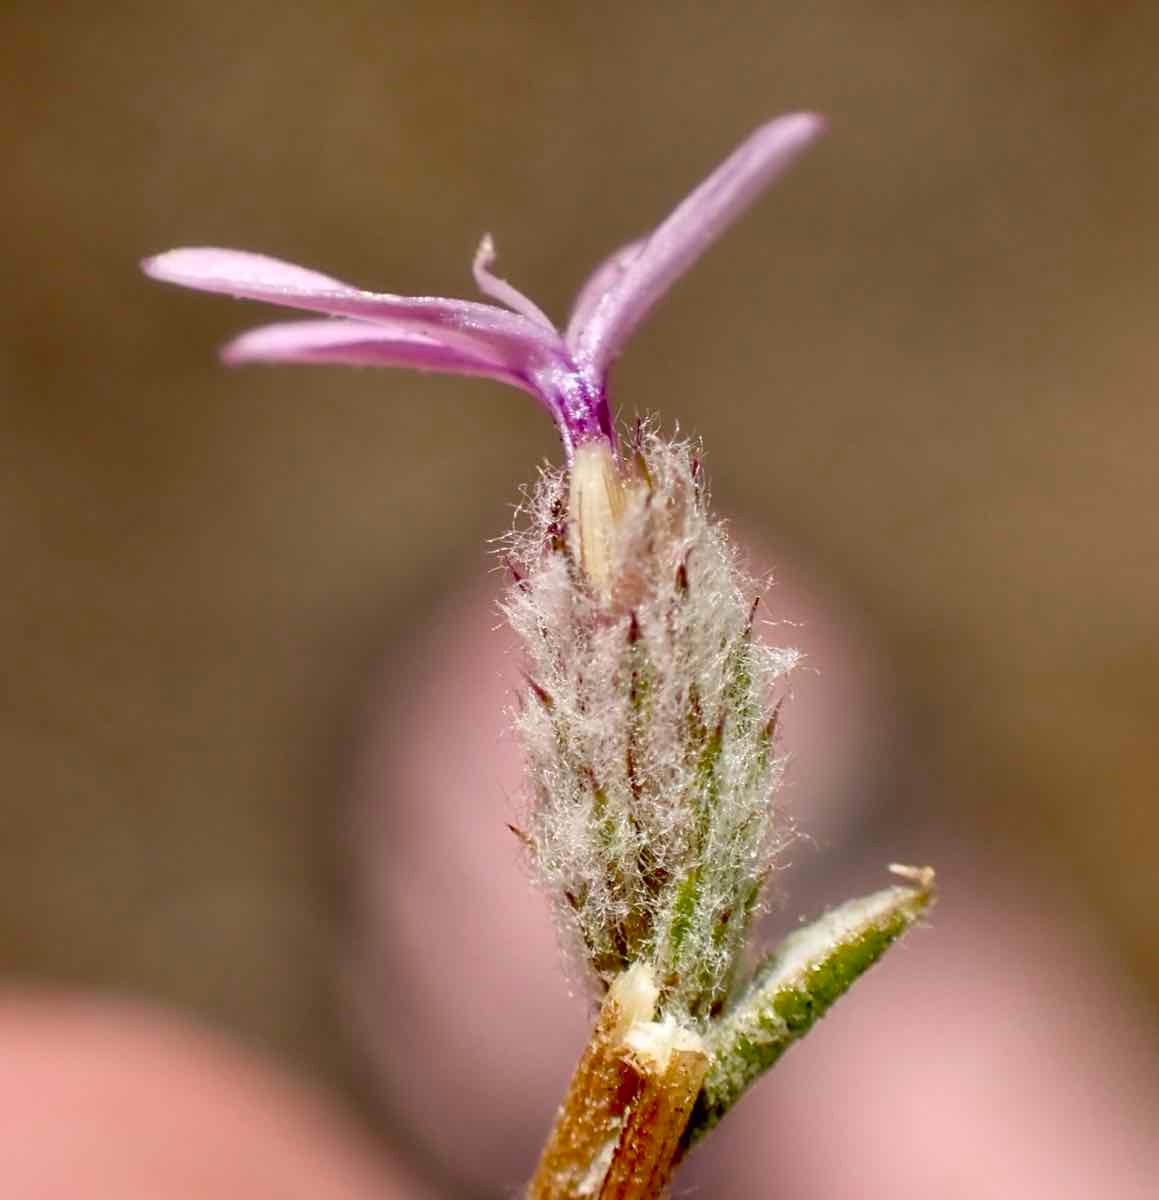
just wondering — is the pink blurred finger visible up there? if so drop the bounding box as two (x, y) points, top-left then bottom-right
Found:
(0, 991), (435, 1199)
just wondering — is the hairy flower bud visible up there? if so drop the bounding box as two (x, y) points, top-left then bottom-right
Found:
(504, 425), (798, 1022)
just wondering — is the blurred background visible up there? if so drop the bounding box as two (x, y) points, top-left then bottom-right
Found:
(2, 2), (1158, 1196)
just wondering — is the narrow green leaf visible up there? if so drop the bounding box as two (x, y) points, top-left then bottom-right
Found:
(684, 865), (935, 1145)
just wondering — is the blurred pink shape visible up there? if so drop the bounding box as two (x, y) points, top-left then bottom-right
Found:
(0, 991), (434, 1199)
(704, 869), (1159, 1198)
(347, 547), (1159, 1197)
(346, 573), (585, 1193)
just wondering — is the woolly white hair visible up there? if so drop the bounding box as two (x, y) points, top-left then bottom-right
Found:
(502, 425), (798, 1022)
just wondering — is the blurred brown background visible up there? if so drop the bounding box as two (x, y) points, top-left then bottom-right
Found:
(2, 0), (1157, 1192)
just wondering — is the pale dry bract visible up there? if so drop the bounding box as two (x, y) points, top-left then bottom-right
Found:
(503, 426), (798, 1021)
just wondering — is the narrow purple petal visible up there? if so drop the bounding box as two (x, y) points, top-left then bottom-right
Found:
(564, 237), (647, 350)
(222, 318), (526, 382)
(472, 235), (556, 330)
(222, 319), (604, 448)
(569, 113), (826, 375)
(142, 247), (564, 364)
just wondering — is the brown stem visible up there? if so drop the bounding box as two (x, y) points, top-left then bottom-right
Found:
(528, 965), (708, 1200)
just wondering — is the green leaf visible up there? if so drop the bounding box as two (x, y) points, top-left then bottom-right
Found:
(684, 865), (935, 1145)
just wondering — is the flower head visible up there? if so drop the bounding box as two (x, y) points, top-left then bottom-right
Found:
(141, 113), (825, 462)
(135, 114), (951, 1191)
(143, 118), (826, 1013)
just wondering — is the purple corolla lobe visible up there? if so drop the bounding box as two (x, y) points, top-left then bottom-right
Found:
(142, 113), (824, 461)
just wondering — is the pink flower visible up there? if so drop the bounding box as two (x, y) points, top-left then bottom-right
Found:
(142, 114), (824, 460)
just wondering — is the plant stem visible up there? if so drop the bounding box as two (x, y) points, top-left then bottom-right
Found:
(528, 965), (707, 1199)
